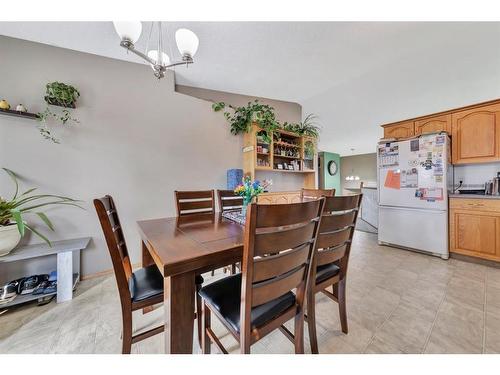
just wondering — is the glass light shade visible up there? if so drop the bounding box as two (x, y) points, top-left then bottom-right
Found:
(147, 50), (171, 66)
(113, 21), (142, 43)
(175, 28), (199, 57)
(355, 176), (360, 181)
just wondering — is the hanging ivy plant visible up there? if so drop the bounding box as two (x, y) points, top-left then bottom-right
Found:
(213, 100), (320, 142)
(37, 107), (79, 144)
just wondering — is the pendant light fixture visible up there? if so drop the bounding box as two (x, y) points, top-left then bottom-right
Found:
(113, 21), (199, 79)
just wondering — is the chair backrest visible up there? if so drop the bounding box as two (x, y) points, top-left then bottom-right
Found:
(314, 194), (362, 280)
(301, 188), (335, 200)
(217, 189), (244, 212)
(240, 199), (325, 333)
(174, 190), (215, 216)
(94, 195), (132, 303)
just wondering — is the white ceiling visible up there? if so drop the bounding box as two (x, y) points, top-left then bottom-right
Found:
(1, 22), (500, 155)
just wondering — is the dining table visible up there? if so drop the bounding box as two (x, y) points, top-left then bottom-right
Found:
(137, 212), (244, 354)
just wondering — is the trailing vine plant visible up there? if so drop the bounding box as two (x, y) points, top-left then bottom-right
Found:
(37, 107), (79, 144)
(212, 100), (320, 145)
(36, 81), (81, 143)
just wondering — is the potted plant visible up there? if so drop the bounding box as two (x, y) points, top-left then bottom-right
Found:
(44, 82), (80, 108)
(0, 168), (82, 256)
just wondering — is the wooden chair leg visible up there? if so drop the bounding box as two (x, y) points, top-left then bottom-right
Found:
(202, 302), (211, 354)
(196, 282), (203, 348)
(294, 307), (305, 354)
(307, 292), (319, 354)
(338, 279), (348, 334)
(121, 309), (133, 354)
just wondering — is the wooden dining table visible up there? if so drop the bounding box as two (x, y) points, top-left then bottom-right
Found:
(137, 212), (244, 354)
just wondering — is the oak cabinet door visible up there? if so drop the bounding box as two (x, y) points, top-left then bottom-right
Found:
(383, 121), (415, 139)
(452, 103), (500, 164)
(450, 209), (500, 261)
(415, 114), (451, 135)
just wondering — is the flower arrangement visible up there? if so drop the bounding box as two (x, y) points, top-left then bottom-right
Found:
(234, 176), (272, 214)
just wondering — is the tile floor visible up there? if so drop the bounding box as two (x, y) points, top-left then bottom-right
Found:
(1, 231), (500, 354)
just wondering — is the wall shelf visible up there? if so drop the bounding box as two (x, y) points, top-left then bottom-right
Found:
(0, 108), (39, 120)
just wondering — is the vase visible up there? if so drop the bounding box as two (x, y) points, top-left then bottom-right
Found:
(0, 224), (21, 257)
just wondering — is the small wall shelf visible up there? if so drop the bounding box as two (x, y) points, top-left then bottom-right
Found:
(0, 108), (39, 120)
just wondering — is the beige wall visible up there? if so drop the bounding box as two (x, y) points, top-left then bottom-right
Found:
(0, 36), (301, 277)
(176, 85), (301, 124)
(340, 153), (377, 194)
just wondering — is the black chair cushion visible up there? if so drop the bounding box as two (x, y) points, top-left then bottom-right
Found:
(196, 274), (204, 285)
(199, 273), (295, 333)
(316, 263), (340, 284)
(129, 265), (164, 302)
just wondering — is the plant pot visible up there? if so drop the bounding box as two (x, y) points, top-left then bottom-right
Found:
(0, 224), (21, 257)
(44, 96), (76, 108)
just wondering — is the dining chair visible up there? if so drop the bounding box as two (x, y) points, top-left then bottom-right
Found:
(174, 189), (216, 346)
(217, 189), (244, 212)
(199, 199), (325, 354)
(94, 195), (164, 354)
(216, 189), (244, 274)
(174, 190), (215, 216)
(307, 194), (362, 354)
(301, 188), (335, 200)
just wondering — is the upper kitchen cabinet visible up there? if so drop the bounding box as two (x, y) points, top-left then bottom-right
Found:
(382, 121), (414, 139)
(414, 114), (451, 135)
(451, 102), (500, 164)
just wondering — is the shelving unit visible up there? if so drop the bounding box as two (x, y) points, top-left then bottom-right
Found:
(243, 123), (318, 188)
(0, 108), (39, 120)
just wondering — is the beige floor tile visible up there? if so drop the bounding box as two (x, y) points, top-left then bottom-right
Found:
(424, 301), (483, 354)
(485, 313), (500, 353)
(486, 267), (500, 288)
(364, 337), (404, 354)
(378, 269), (419, 296)
(374, 299), (436, 353)
(486, 284), (500, 318)
(444, 276), (485, 312)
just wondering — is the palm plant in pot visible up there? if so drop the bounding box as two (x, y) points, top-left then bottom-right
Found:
(0, 168), (82, 256)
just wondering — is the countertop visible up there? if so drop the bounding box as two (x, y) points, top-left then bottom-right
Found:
(449, 193), (500, 200)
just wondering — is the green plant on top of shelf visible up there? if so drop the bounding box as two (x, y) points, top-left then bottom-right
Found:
(37, 107), (79, 144)
(212, 100), (320, 142)
(44, 82), (80, 108)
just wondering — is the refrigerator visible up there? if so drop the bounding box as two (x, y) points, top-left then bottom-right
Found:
(377, 132), (452, 259)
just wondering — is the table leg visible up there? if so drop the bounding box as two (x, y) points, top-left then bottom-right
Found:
(164, 272), (195, 354)
(142, 241), (155, 314)
(56, 251), (73, 303)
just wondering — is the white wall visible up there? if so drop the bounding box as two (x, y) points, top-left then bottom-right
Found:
(303, 23), (500, 156)
(0, 36), (299, 278)
(454, 163), (500, 190)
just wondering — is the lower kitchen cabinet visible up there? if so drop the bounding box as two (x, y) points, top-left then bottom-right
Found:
(449, 198), (500, 261)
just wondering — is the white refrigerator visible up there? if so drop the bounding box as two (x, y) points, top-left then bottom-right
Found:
(377, 133), (452, 259)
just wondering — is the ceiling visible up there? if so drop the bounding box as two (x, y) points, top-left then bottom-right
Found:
(1, 22), (499, 155)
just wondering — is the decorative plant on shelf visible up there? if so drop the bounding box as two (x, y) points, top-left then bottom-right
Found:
(304, 140), (316, 160)
(234, 176), (272, 215)
(212, 100), (320, 142)
(37, 81), (81, 143)
(212, 100), (280, 143)
(44, 82), (80, 108)
(37, 107), (79, 143)
(0, 168), (83, 254)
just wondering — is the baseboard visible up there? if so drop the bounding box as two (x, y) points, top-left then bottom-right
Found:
(450, 253), (500, 268)
(81, 262), (141, 280)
